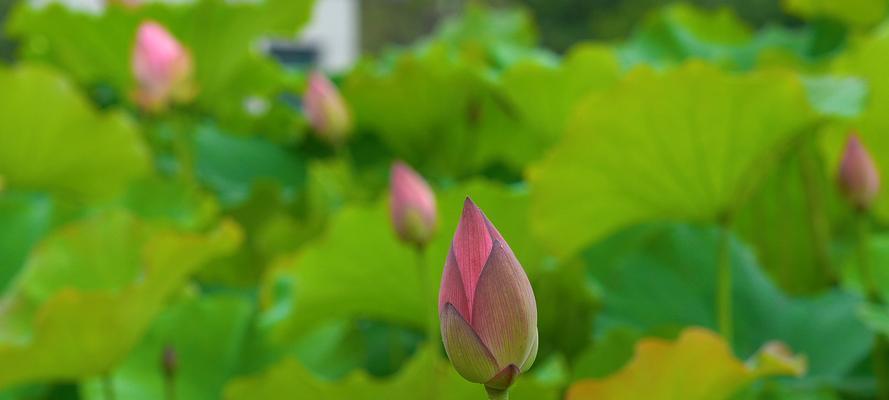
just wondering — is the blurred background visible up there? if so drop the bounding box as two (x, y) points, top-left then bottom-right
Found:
(1, 0), (889, 399)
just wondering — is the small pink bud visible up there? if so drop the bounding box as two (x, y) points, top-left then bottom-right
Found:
(389, 162), (437, 248)
(838, 133), (880, 211)
(438, 198), (538, 397)
(132, 21), (196, 112)
(303, 71), (352, 146)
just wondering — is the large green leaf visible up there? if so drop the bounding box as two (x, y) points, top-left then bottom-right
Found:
(0, 212), (242, 387)
(583, 223), (872, 380)
(223, 346), (557, 400)
(529, 62), (815, 258)
(783, 0), (887, 27)
(0, 65), (149, 199)
(79, 294), (253, 400)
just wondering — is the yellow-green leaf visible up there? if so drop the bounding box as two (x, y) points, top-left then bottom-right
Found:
(567, 327), (805, 400)
(783, 0), (887, 27)
(529, 62), (815, 257)
(0, 212), (242, 388)
(0, 65), (150, 199)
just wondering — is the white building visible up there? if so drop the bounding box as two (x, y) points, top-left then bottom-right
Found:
(298, 0), (360, 73)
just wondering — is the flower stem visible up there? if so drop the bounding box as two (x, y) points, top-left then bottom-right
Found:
(102, 372), (115, 400)
(716, 219), (733, 344)
(485, 386), (509, 400)
(416, 247), (439, 347)
(164, 375), (176, 400)
(485, 387), (509, 400)
(416, 246), (439, 400)
(856, 212), (889, 400)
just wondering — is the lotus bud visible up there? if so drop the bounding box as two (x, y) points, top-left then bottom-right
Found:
(132, 21), (196, 112)
(838, 133), (880, 211)
(438, 198), (538, 399)
(303, 71), (352, 146)
(389, 161), (437, 248)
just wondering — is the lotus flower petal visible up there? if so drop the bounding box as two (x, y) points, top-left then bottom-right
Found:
(471, 241), (537, 367)
(520, 328), (539, 372)
(486, 364), (521, 391)
(440, 303), (499, 383)
(453, 198), (493, 313)
(439, 250), (470, 319)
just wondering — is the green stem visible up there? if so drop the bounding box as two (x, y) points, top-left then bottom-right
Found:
(164, 375), (176, 400)
(716, 219), (733, 344)
(857, 212), (889, 400)
(416, 247), (439, 347)
(857, 213), (876, 297)
(417, 247), (439, 400)
(102, 372), (115, 400)
(485, 387), (509, 400)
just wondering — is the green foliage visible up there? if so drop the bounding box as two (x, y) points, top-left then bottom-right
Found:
(3, 1), (889, 399)
(784, 0), (888, 28)
(0, 212), (242, 387)
(344, 8), (619, 176)
(224, 346), (558, 400)
(7, 0), (309, 134)
(583, 224), (871, 379)
(0, 65), (149, 199)
(530, 62), (815, 258)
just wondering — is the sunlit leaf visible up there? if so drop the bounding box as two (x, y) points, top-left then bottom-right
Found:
(529, 62), (815, 258)
(0, 65), (150, 199)
(0, 212), (242, 387)
(567, 327), (804, 400)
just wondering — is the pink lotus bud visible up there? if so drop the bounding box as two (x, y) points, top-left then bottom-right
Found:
(304, 71), (352, 146)
(132, 21), (196, 112)
(838, 133), (880, 210)
(438, 198), (538, 398)
(389, 161), (437, 248)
